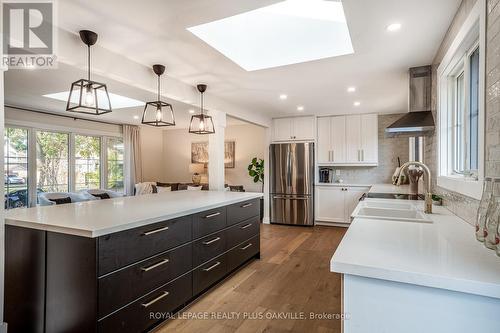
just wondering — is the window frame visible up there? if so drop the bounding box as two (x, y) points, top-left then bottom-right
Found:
(437, 0), (486, 200)
(4, 126), (30, 209)
(4, 121), (123, 208)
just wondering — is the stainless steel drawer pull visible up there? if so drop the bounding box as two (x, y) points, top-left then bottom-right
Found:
(141, 291), (169, 308)
(142, 226), (169, 236)
(241, 203), (253, 208)
(203, 261), (221, 272)
(204, 212), (221, 219)
(140, 258), (170, 272)
(240, 243), (252, 250)
(240, 223), (252, 230)
(202, 237), (221, 245)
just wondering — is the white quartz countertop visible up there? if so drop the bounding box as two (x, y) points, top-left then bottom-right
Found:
(331, 199), (500, 299)
(315, 183), (412, 194)
(315, 183), (372, 188)
(5, 191), (263, 238)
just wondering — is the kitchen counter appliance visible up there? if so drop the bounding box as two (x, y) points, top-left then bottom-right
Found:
(270, 142), (314, 226)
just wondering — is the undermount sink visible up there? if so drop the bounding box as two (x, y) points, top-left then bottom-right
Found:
(361, 201), (415, 210)
(352, 201), (433, 223)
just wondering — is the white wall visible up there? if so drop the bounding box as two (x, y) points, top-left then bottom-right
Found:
(162, 129), (202, 183)
(140, 126), (165, 182)
(160, 123), (266, 191)
(225, 124), (265, 192)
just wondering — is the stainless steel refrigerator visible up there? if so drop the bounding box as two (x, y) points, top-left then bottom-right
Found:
(270, 142), (314, 226)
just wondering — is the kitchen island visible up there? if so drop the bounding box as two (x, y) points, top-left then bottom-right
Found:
(331, 198), (500, 333)
(5, 191), (262, 333)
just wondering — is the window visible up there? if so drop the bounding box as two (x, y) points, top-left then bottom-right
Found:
(4, 123), (124, 209)
(468, 47), (479, 171)
(107, 137), (124, 193)
(437, 0), (484, 200)
(75, 135), (101, 191)
(451, 47), (479, 176)
(4, 127), (29, 209)
(453, 71), (465, 173)
(36, 131), (69, 193)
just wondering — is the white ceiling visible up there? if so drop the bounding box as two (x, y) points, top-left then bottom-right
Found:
(5, 0), (461, 124)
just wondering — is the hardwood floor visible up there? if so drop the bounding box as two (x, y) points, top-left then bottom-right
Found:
(157, 224), (347, 333)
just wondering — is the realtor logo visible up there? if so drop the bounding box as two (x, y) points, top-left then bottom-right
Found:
(2, 0), (57, 69)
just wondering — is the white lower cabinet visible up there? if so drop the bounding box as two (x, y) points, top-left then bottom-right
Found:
(316, 186), (345, 223)
(315, 185), (370, 225)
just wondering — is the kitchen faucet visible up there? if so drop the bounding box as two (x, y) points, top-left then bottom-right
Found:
(399, 161), (433, 214)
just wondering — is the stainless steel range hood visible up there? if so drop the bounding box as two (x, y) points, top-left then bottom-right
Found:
(386, 66), (435, 136)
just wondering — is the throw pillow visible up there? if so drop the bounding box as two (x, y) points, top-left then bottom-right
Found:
(48, 197), (72, 205)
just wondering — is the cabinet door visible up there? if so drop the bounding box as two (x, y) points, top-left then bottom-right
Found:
(273, 118), (293, 141)
(360, 114), (378, 163)
(344, 187), (369, 220)
(317, 118), (331, 163)
(292, 116), (315, 140)
(331, 116), (346, 163)
(315, 186), (345, 223)
(345, 115), (361, 162)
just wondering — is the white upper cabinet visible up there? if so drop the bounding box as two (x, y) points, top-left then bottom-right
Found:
(317, 118), (331, 163)
(331, 116), (346, 163)
(273, 118), (293, 141)
(360, 113), (378, 163)
(272, 116), (315, 142)
(317, 114), (378, 165)
(345, 115), (361, 163)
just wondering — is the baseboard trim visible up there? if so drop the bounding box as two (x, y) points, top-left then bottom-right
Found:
(315, 221), (350, 228)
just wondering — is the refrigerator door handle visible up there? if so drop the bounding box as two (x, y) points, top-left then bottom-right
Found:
(273, 195), (308, 200)
(286, 149), (292, 189)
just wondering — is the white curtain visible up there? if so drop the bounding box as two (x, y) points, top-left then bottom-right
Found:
(123, 125), (142, 196)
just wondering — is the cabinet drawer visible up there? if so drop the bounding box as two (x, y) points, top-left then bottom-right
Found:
(226, 216), (260, 250)
(98, 243), (192, 318)
(98, 216), (192, 276)
(192, 231), (226, 267)
(227, 235), (260, 273)
(227, 199), (260, 226)
(193, 254), (228, 296)
(193, 207), (227, 239)
(98, 272), (192, 333)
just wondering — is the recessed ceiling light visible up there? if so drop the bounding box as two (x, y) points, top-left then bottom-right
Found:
(189, 109), (195, 114)
(354, 101), (361, 106)
(187, 0), (354, 71)
(347, 86), (356, 93)
(133, 115), (140, 120)
(44, 91), (144, 109)
(386, 23), (401, 32)
(297, 106), (304, 111)
(279, 94), (288, 100)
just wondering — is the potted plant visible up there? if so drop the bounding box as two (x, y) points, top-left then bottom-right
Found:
(248, 157), (264, 221)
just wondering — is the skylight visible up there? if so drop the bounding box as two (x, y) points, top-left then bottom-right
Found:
(187, 0), (354, 71)
(43, 91), (144, 109)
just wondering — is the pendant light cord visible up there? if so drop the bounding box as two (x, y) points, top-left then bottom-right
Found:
(200, 92), (204, 116)
(158, 74), (161, 101)
(87, 45), (91, 81)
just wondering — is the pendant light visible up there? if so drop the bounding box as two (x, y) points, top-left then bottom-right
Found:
(188, 84), (215, 134)
(67, 30), (112, 115)
(141, 64), (175, 127)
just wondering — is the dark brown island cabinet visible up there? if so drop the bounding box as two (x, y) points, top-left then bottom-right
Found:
(5, 198), (261, 333)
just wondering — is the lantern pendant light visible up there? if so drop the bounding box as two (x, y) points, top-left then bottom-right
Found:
(188, 84), (215, 134)
(141, 64), (176, 127)
(66, 30), (112, 115)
